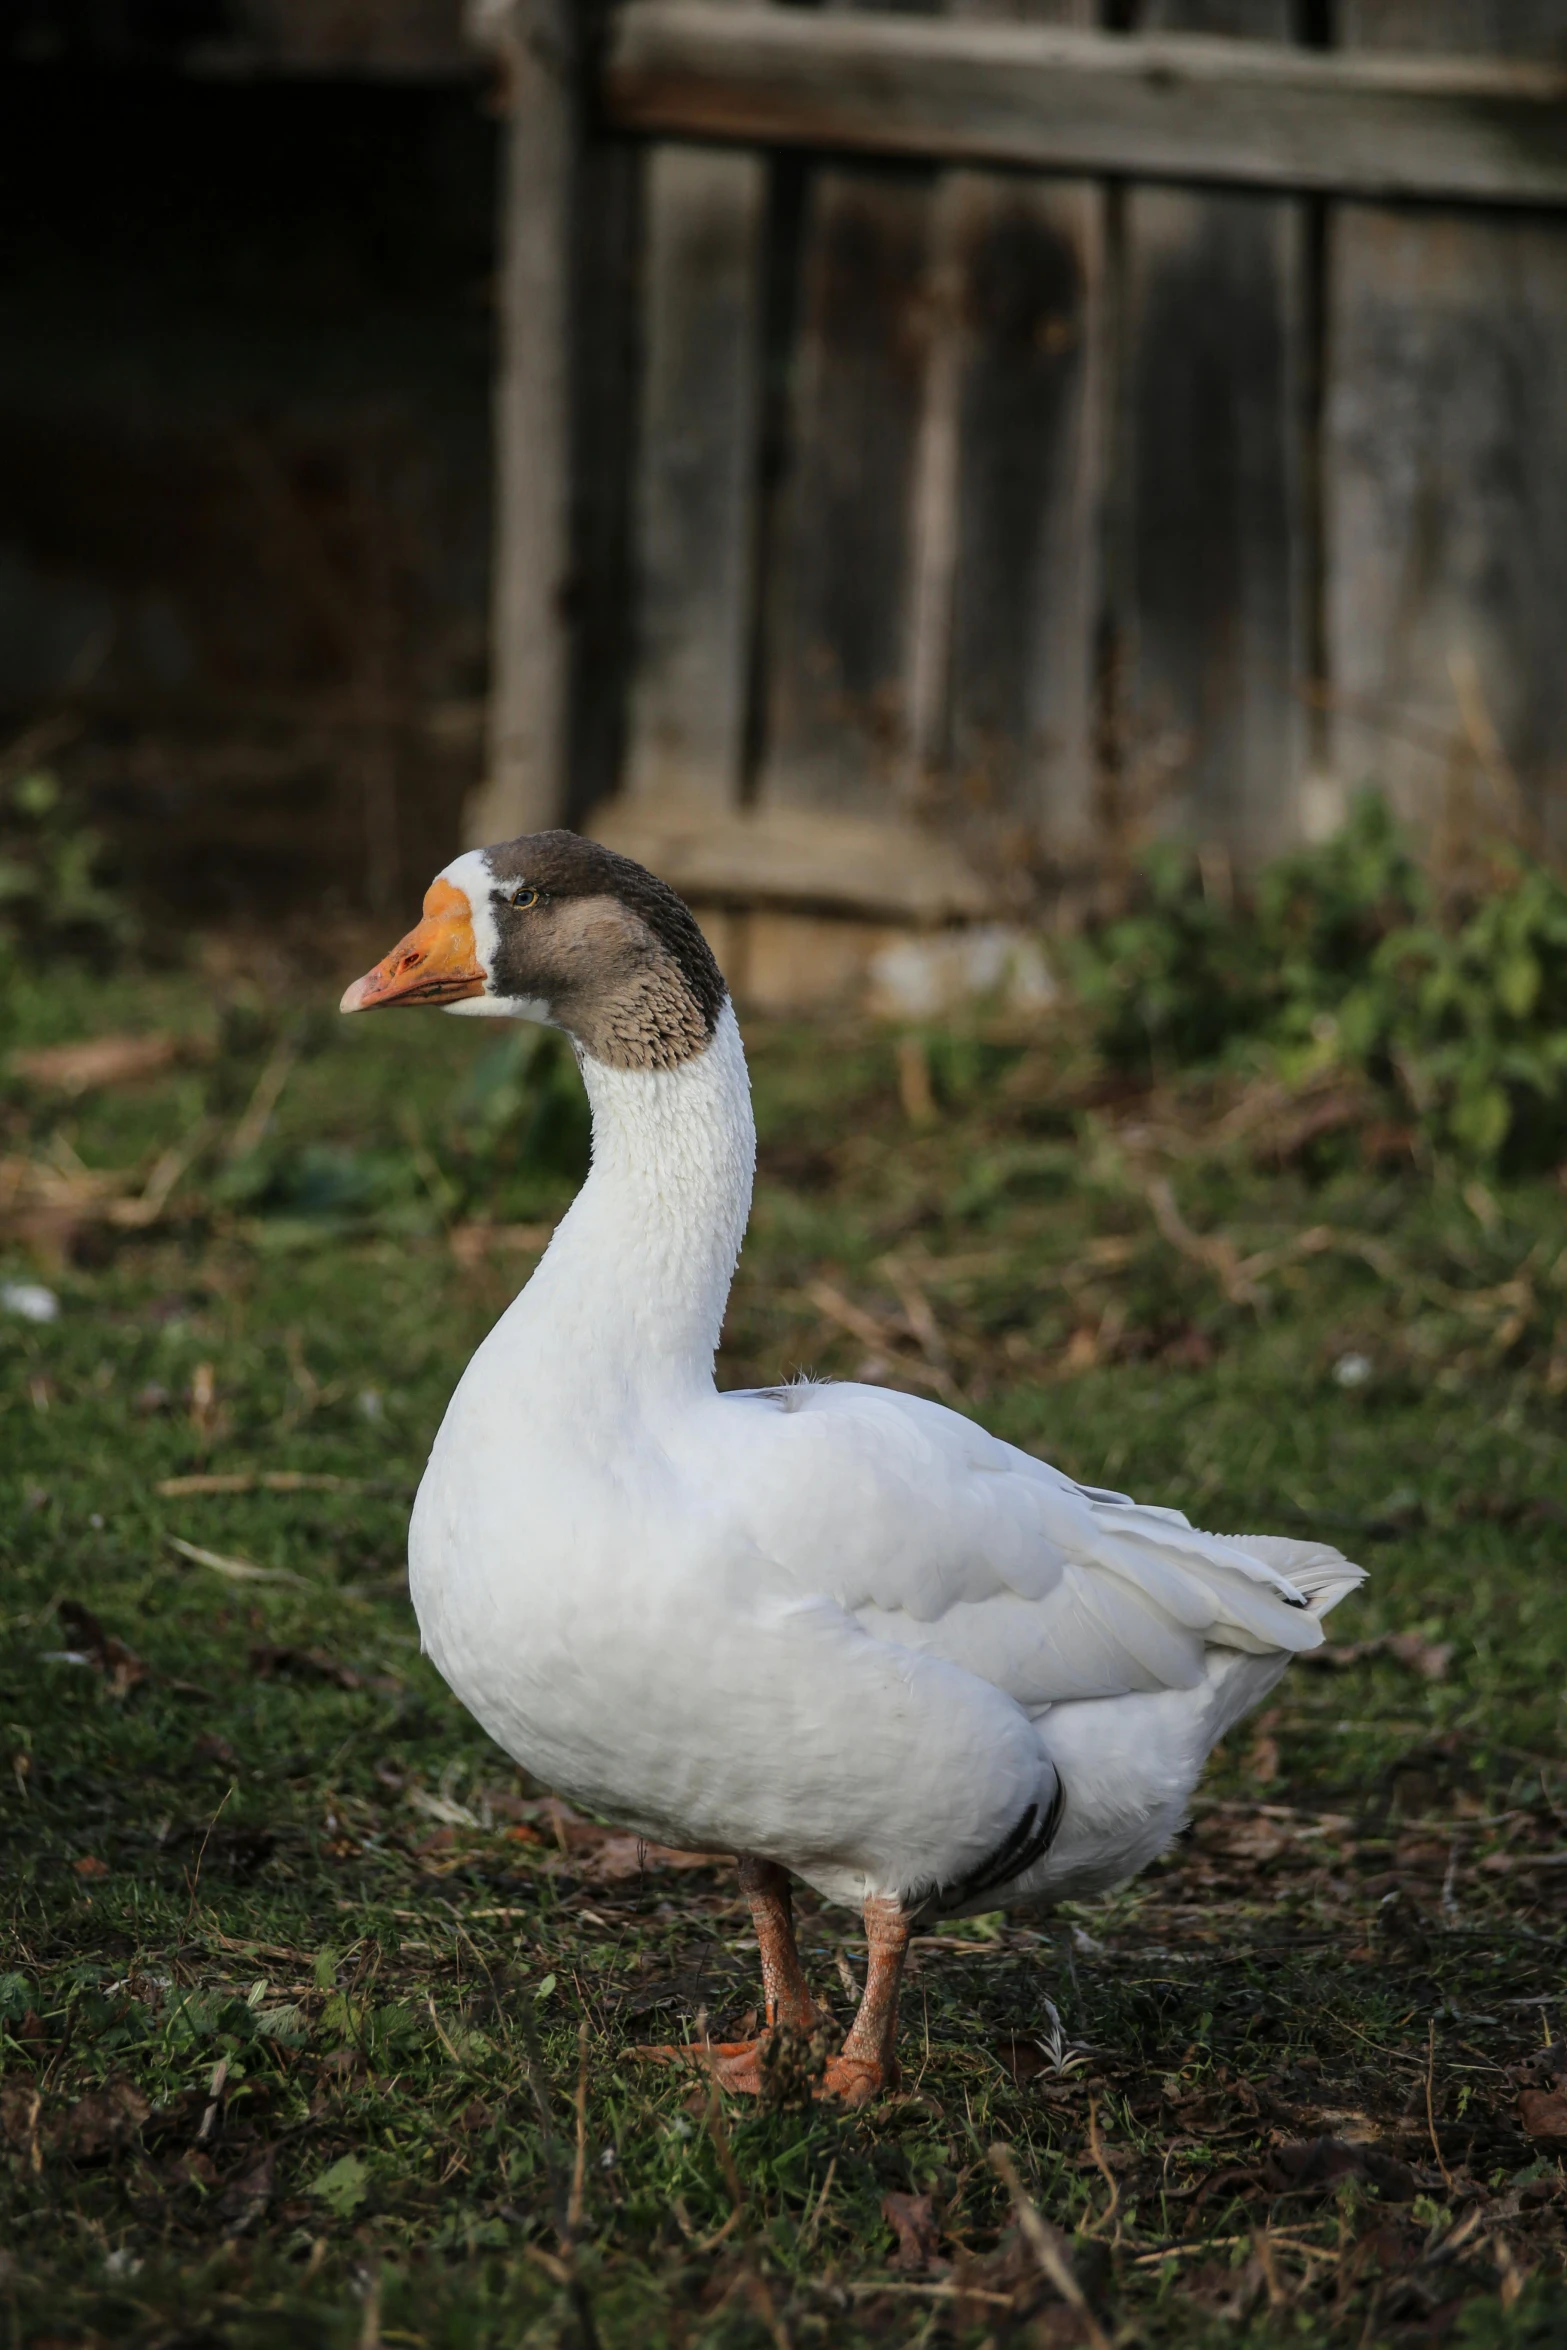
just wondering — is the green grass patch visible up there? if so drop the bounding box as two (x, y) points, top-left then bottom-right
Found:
(1, 961), (1564, 2345)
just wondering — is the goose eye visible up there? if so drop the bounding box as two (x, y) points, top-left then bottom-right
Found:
(507, 885), (541, 911)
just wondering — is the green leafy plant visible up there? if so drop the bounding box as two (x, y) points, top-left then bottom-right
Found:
(0, 768), (137, 967)
(445, 1025), (591, 1204)
(1072, 837), (1271, 1069)
(1077, 796), (1567, 1170)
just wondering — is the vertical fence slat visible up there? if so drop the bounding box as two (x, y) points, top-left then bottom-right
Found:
(468, 0), (575, 845)
(760, 158), (933, 814)
(945, 0), (1101, 862)
(1328, 3), (1567, 848)
(624, 27), (767, 811)
(1118, 0), (1306, 867)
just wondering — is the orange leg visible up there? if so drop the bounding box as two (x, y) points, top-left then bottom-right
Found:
(631, 1855), (823, 2089)
(821, 1895), (911, 2108)
(742, 1855), (823, 2033)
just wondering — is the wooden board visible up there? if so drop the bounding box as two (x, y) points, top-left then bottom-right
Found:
(605, 3), (1567, 206)
(945, 149), (1101, 861)
(623, 3), (767, 810)
(937, 0), (1101, 863)
(759, 0), (1103, 857)
(1327, 3), (1567, 848)
(564, 132), (642, 826)
(589, 792), (996, 924)
(467, 0), (574, 844)
(758, 135), (934, 815)
(1117, 0), (1306, 866)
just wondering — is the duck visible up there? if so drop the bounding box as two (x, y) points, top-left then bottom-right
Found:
(341, 831), (1365, 2103)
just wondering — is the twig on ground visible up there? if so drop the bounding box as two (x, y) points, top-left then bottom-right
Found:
(225, 1032), (299, 1164)
(801, 2155), (837, 2252)
(1082, 2097), (1121, 2242)
(1426, 2021), (1454, 2192)
(569, 2020), (589, 2240)
(183, 1784), (233, 1932)
(1141, 1177), (1260, 1308)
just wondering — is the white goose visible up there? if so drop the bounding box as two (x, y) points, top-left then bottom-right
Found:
(343, 833), (1364, 2103)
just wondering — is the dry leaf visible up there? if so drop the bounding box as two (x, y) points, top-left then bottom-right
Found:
(585, 1834), (724, 1881)
(9, 1033), (179, 1093)
(217, 2143), (276, 2235)
(1302, 1631), (1453, 1682)
(158, 1471), (366, 1497)
(2, 2079), (150, 2162)
(188, 1361), (219, 1435)
(72, 1855), (110, 1879)
(881, 2190), (942, 2271)
(406, 1788), (479, 1830)
(54, 2080), (150, 2158)
(1265, 2138), (1415, 2201)
(1519, 2088), (1567, 2151)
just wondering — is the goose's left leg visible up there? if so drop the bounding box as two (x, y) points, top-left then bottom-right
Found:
(820, 1895), (911, 2107)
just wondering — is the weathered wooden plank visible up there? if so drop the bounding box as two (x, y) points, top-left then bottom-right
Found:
(604, 3), (1567, 208)
(467, 0), (575, 844)
(762, 0), (1104, 839)
(622, 0), (767, 812)
(758, 135), (934, 815)
(1328, 3), (1567, 846)
(564, 132), (642, 826)
(945, 123), (1101, 860)
(1117, 0), (1306, 866)
(624, 133), (766, 807)
(590, 792), (996, 923)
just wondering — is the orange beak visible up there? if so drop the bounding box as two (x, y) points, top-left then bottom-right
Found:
(339, 879), (486, 1014)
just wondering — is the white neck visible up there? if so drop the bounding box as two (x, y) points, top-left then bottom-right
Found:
(499, 1000), (755, 1414)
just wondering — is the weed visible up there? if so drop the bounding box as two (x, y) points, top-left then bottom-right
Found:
(1077, 796), (1567, 1171)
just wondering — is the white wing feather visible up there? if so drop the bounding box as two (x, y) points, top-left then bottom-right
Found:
(714, 1380), (1363, 1714)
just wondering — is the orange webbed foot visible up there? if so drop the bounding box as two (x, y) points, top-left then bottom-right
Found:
(628, 2036), (770, 2093)
(819, 2053), (896, 2108)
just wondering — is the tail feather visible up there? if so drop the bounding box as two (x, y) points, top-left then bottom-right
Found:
(1078, 1494), (1358, 1654)
(1223, 1535), (1366, 1618)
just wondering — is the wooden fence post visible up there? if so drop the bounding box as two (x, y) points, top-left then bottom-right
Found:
(1328, 1), (1567, 855)
(467, 0), (576, 848)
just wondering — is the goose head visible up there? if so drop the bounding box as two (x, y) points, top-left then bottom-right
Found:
(339, 831), (726, 1073)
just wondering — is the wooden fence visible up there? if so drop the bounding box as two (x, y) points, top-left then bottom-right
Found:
(468, 0), (1567, 937)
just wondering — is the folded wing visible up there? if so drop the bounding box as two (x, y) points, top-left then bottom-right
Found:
(717, 1380), (1364, 1715)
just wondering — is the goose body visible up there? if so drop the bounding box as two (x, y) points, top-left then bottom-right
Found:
(346, 833), (1364, 2097)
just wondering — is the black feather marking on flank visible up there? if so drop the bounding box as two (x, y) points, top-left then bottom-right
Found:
(914, 1775), (1066, 1925)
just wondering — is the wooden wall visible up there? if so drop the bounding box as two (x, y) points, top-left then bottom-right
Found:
(476, 0), (1567, 908)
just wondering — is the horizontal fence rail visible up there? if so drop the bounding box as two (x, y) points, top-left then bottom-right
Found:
(604, 5), (1567, 208)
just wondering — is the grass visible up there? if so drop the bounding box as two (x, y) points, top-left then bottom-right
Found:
(1, 946), (1565, 2347)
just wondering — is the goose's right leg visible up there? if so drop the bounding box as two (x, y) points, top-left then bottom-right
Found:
(700, 1856), (825, 2092)
(635, 1855), (824, 2090)
(743, 1855), (822, 2033)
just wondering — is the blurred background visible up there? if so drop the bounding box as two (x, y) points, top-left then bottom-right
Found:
(3, 0), (1564, 1013)
(4, 8), (1567, 2333)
